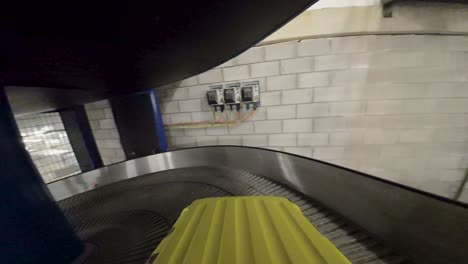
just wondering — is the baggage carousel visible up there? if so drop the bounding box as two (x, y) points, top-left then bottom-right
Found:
(48, 147), (468, 264)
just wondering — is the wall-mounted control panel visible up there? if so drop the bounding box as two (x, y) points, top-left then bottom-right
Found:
(224, 83), (242, 111)
(206, 81), (260, 111)
(207, 85), (225, 112)
(241, 81), (260, 110)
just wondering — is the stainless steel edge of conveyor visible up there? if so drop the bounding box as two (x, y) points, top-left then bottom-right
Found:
(48, 146), (468, 264)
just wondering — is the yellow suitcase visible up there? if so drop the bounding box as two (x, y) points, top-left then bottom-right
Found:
(147, 196), (350, 264)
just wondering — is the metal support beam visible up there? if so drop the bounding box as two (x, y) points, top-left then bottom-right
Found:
(110, 90), (167, 160)
(0, 86), (83, 263)
(149, 89), (168, 153)
(60, 105), (103, 172)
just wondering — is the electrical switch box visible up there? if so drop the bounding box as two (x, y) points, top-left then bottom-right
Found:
(224, 83), (242, 111)
(241, 81), (260, 110)
(205, 81), (261, 111)
(207, 85), (225, 111)
(241, 86), (254, 102)
(224, 88), (235, 103)
(206, 90), (218, 105)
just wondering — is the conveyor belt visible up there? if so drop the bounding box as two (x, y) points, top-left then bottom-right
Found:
(58, 166), (409, 264)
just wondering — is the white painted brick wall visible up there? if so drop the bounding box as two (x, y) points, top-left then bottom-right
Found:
(433, 128), (468, 142)
(87, 109), (105, 119)
(297, 39), (330, 56)
(332, 69), (369, 86)
(250, 108), (267, 121)
(330, 131), (364, 145)
(283, 147), (313, 158)
(269, 134), (297, 147)
(313, 147), (344, 160)
(179, 99), (202, 112)
(314, 117), (347, 131)
(165, 87), (189, 100)
(251, 61), (280, 77)
(364, 129), (399, 144)
(282, 89), (313, 105)
(315, 55), (348, 71)
(206, 126), (229, 136)
(329, 101), (365, 116)
(218, 136), (242, 145)
(165, 113), (192, 123)
(178, 76), (198, 87)
(283, 119), (313, 133)
(243, 135), (268, 146)
(175, 137), (197, 148)
(165, 129), (184, 137)
(99, 119), (115, 129)
(281, 57), (314, 74)
(267, 75), (296, 91)
(261, 92), (282, 106)
(192, 112), (211, 122)
(297, 133), (328, 146)
(217, 59), (236, 68)
(223, 65), (250, 81)
(449, 36), (468, 51)
(85, 100), (126, 166)
(372, 52), (424, 68)
(265, 147), (283, 152)
(298, 72), (329, 88)
(229, 122), (254, 135)
(344, 145), (381, 160)
(254, 120), (282, 134)
(367, 100), (402, 115)
(297, 103), (329, 118)
(89, 120), (100, 130)
(158, 35), (468, 200)
(99, 139), (121, 149)
(188, 85), (208, 99)
(315, 87), (363, 102)
(93, 129), (120, 139)
(266, 105), (296, 120)
(198, 69), (223, 84)
(197, 136), (217, 146)
(331, 36), (372, 53)
(265, 42), (296, 61)
(184, 128), (206, 137)
(399, 129), (433, 143)
(161, 102), (179, 114)
(236, 47), (265, 65)
(104, 108), (113, 119)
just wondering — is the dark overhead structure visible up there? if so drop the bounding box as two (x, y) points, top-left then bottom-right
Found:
(1, 0), (315, 115)
(111, 90), (167, 159)
(0, 1), (317, 263)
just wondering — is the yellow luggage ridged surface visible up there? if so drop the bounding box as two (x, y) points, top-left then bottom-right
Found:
(148, 196), (351, 264)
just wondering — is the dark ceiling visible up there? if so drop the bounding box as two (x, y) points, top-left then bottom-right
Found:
(1, 1), (316, 114)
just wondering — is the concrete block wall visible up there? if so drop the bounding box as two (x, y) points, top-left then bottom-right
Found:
(158, 35), (468, 201)
(85, 100), (126, 165)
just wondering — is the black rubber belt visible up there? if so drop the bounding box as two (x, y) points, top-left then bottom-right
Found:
(58, 166), (409, 264)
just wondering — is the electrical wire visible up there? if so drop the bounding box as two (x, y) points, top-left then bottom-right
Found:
(210, 109), (216, 123)
(165, 110), (256, 130)
(225, 111), (231, 124)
